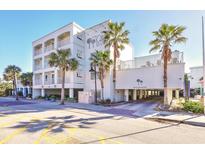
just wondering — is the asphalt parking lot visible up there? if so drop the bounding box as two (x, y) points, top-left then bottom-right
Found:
(0, 98), (205, 144)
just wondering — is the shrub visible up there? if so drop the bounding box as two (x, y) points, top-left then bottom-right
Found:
(49, 95), (57, 100)
(105, 99), (111, 104)
(17, 91), (23, 97)
(182, 101), (204, 114)
(66, 97), (76, 102)
(27, 94), (32, 98)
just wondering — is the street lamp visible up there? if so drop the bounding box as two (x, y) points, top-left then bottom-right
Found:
(89, 64), (97, 103)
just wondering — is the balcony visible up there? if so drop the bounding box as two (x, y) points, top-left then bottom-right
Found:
(57, 32), (70, 48)
(34, 44), (42, 56)
(44, 72), (55, 85)
(44, 56), (51, 69)
(118, 51), (184, 70)
(44, 39), (55, 53)
(34, 65), (42, 71)
(34, 73), (42, 85)
(34, 58), (42, 71)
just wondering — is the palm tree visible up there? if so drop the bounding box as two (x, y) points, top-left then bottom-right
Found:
(20, 72), (33, 96)
(184, 73), (190, 101)
(90, 50), (113, 100)
(149, 24), (187, 105)
(48, 49), (78, 105)
(3, 65), (21, 100)
(103, 22), (129, 102)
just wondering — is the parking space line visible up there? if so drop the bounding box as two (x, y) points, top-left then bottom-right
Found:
(0, 128), (26, 144)
(0, 115), (44, 144)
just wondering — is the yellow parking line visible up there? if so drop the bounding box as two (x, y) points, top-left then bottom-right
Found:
(0, 116), (43, 144)
(33, 122), (56, 144)
(0, 128), (26, 144)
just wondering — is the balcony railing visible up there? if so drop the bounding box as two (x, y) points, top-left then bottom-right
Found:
(44, 45), (54, 52)
(34, 49), (42, 56)
(118, 57), (183, 70)
(44, 62), (51, 69)
(34, 79), (42, 85)
(34, 65), (42, 71)
(57, 39), (69, 48)
(44, 78), (55, 85)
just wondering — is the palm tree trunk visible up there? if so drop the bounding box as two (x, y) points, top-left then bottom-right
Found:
(14, 73), (19, 101)
(112, 48), (117, 102)
(100, 72), (104, 100)
(61, 69), (65, 105)
(163, 50), (168, 105)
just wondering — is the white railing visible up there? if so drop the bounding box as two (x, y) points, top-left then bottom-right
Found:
(118, 56), (184, 70)
(34, 65), (42, 71)
(34, 49), (42, 56)
(44, 45), (54, 52)
(44, 78), (55, 85)
(35, 79), (42, 85)
(57, 39), (69, 47)
(44, 62), (51, 69)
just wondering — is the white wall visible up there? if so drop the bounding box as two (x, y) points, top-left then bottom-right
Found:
(190, 66), (203, 89)
(116, 63), (185, 90)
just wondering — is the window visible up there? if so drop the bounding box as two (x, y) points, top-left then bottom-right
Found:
(45, 75), (48, 81)
(51, 74), (55, 84)
(77, 50), (83, 59)
(77, 71), (83, 78)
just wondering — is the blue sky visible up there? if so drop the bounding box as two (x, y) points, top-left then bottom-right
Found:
(0, 10), (204, 77)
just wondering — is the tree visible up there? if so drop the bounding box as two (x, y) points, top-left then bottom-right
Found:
(149, 24), (187, 105)
(90, 50), (113, 100)
(0, 82), (12, 96)
(49, 49), (78, 105)
(20, 72), (33, 95)
(3, 65), (21, 100)
(184, 74), (190, 101)
(103, 21), (129, 102)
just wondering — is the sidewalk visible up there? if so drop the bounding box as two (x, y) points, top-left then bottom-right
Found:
(146, 112), (205, 127)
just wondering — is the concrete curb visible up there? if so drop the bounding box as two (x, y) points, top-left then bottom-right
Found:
(145, 117), (205, 127)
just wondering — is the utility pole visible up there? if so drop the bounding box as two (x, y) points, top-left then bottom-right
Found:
(202, 16), (205, 113)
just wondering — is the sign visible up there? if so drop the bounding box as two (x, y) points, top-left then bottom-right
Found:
(87, 34), (104, 49)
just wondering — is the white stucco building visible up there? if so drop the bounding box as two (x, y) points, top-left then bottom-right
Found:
(32, 20), (185, 104)
(189, 66), (203, 89)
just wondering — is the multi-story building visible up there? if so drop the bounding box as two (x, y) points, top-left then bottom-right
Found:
(32, 20), (185, 104)
(32, 20), (133, 100)
(189, 66), (203, 96)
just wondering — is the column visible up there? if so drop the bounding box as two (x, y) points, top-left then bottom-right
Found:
(175, 89), (179, 99)
(41, 89), (45, 97)
(139, 90), (143, 99)
(133, 89), (137, 100)
(144, 90), (147, 98)
(125, 89), (129, 101)
(167, 89), (173, 105)
(69, 88), (74, 98)
(54, 69), (58, 84)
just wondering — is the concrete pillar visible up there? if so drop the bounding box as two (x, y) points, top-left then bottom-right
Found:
(69, 88), (74, 98)
(139, 90), (143, 99)
(144, 90), (147, 98)
(125, 89), (129, 101)
(167, 89), (173, 105)
(41, 89), (45, 97)
(133, 89), (137, 100)
(54, 69), (58, 84)
(175, 89), (179, 99)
